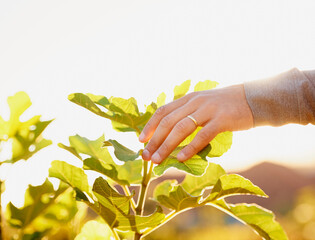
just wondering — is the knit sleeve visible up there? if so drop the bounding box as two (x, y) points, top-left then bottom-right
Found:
(244, 68), (315, 127)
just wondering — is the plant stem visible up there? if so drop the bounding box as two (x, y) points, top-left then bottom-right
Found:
(135, 161), (153, 215)
(141, 211), (178, 238)
(112, 229), (120, 240)
(122, 185), (136, 213)
(134, 232), (142, 240)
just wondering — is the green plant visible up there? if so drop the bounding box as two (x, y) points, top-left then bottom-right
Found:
(49, 80), (288, 240)
(0, 92), (53, 239)
(0, 92), (78, 240)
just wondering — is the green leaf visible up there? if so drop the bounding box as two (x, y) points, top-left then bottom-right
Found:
(206, 174), (267, 202)
(181, 163), (226, 196)
(0, 92), (52, 163)
(68, 135), (114, 164)
(7, 179), (67, 228)
(194, 80), (218, 91)
(49, 160), (92, 200)
(108, 97), (140, 116)
(75, 220), (113, 240)
(207, 131), (233, 157)
(68, 93), (110, 118)
(68, 93), (153, 133)
(153, 129), (211, 176)
(84, 158), (142, 185)
(153, 127), (232, 176)
(153, 156), (208, 176)
(93, 178), (132, 215)
(103, 139), (141, 162)
(86, 93), (110, 107)
(7, 92), (32, 137)
(58, 143), (82, 160)
(153, 180), (201, 211)
(116, 159), (143, 185)
(61, 134), (142, 185)
(39, 189), (78, 223)
(210, 200), (288, 240)
(92, 177), (132, 227)
(173, 80), (191, 100)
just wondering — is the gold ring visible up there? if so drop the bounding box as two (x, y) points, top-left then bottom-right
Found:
(187, 115), (198, 127)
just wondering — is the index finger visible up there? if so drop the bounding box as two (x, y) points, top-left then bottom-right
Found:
(138, 94), (192, 143)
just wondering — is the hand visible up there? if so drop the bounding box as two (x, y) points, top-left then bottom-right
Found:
(139, 84), (254, 164)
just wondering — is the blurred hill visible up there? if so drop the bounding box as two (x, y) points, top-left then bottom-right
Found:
(229, 161), (315, 214)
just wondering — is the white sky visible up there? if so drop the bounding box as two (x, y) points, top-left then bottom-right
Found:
(1, 0), (315, 205)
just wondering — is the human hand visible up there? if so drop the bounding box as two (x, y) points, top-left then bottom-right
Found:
(139, 84), (254, 164)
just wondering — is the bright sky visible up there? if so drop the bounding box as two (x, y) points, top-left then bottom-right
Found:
(1, 0), (315, 205)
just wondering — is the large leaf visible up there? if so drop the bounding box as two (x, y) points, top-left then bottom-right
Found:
(49, 160), (92, 201)
(209, 200), (288, 240)
(103, 139), (141, 162)
(75, 220), (113, 240)
(68, 93), (153, 133)
(153, 155), (209, 176)
(153, 127), (232, 176)
(0, 92), (53, 164)
(206, 174), (267, 202)
(0, 92), (53, 163)
(61, 135), (142, 185)
(153, 180), (200, 211)
(93, 177), (132, 217)
(67, 135), (114, 164)
(181, 163), (226, 196)
(7, 179), (67, 228)
(153, 129), (211, 176)
(84, 158), (142, 186)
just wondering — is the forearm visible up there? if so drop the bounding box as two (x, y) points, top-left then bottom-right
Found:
(244, 68), (315, 127)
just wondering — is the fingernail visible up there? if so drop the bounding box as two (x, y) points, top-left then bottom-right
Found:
(142, 149), (150, 160)
(139, 132), (145, 142)
(177, 152), (186, 161)
(151, 152), (161, 163)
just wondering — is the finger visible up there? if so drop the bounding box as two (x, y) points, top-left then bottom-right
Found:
(177, 120), (221, 162)
(142, 103), (199, 161)
(151, 115), (198, 164)
(139, 94), (192, 143)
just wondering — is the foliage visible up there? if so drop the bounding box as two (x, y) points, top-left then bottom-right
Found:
(0, 92), (52, 165)
(6, 180), (78, 239)
(0, 92), (78, 240)
(50, 80), (288, 240)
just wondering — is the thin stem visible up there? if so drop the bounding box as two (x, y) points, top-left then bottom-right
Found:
(122, 185), (136, 213)
(134, 232), (142, 240)
(112, 229), (120, 240)
(136, 161), (147, 215)
(141, 211), (178, 238)
(135, 161), (153, 215)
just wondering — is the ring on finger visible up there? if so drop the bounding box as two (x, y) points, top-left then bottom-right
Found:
(187, 115), (198, 127)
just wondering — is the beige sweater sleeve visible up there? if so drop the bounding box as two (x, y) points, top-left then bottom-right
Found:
(244, 68), (315, 127)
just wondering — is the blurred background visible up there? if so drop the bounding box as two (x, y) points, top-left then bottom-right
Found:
(1, 0), (315, 239)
